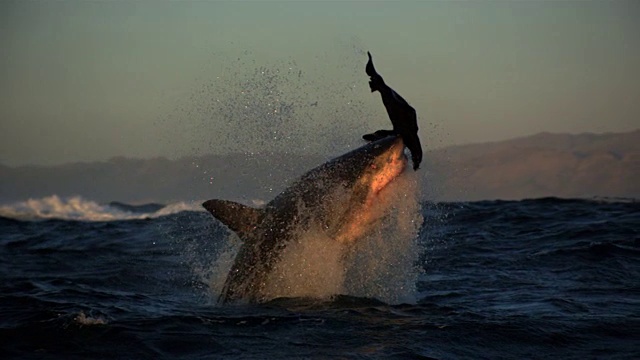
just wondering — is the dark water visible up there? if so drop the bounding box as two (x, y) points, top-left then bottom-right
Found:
(1, 197), (638, 359)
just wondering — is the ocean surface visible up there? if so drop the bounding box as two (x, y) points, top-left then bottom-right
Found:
(0, 195), (638, 359)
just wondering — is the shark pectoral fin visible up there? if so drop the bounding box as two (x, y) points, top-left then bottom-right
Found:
(202, 199), (264, 239)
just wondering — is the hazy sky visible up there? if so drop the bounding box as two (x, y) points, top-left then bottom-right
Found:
(1, 1), (639, 166)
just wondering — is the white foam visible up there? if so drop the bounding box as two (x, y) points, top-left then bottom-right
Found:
(0, 195), (204, 222)
(74, 311), (107, 326)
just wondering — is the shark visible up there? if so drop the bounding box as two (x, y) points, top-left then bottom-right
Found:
(203, 135), (408, 304)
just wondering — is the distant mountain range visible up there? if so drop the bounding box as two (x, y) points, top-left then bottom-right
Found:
(424, 130), (639, 201)
(1, 130), (638, 204)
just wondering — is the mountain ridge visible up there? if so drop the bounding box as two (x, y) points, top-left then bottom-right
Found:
(1, 130), (638, 203)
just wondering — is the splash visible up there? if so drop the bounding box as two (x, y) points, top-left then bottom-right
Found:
(0, 195), (203, 221)
(205, 170), (423, 305)
(265, 230), (347, 301)
(164, 46), (379, 163)
(173, 44), (424, 304)
(343, 172), (424, 304)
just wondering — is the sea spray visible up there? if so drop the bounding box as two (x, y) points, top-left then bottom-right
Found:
(265, 230), (347, 301)
(343, 171), (423, 304)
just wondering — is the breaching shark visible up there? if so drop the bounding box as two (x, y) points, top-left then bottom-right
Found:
(203, 135), (407, 304)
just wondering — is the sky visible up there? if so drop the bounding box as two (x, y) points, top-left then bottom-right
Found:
(1, 0), (639, 166)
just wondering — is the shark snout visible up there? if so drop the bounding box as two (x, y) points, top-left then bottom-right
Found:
(370, 138), (407, 195)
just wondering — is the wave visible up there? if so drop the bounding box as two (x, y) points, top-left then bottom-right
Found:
(0, 195), (205, 222)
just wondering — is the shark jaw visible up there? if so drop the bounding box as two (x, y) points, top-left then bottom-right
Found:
(203, 135), (409, 303)
(365, 136), (407, 196)
(333, 137), (406, 244)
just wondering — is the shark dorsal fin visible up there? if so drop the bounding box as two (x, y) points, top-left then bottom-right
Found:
(202, 199), (264, 239)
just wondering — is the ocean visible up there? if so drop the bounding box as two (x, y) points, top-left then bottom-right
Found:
(0, 195), (638, 359)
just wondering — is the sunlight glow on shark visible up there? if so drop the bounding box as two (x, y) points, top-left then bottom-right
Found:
(203, 135), (408, 303)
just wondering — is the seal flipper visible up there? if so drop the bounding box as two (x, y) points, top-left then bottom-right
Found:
(202, 199), (264, 239)
(366, 51), (385, 93)
(362, 129), (396, 142)
(404, 132), (423, 170)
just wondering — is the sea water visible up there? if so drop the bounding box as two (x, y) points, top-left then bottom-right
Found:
(1, 195), (637, 359)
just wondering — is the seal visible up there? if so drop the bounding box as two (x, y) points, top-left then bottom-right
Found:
(363, 51), (423, 170)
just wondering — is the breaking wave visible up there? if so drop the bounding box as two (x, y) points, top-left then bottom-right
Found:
(0, 195), (204, 222)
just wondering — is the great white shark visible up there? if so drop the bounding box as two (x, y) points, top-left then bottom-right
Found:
(203, 135), (408, 304)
